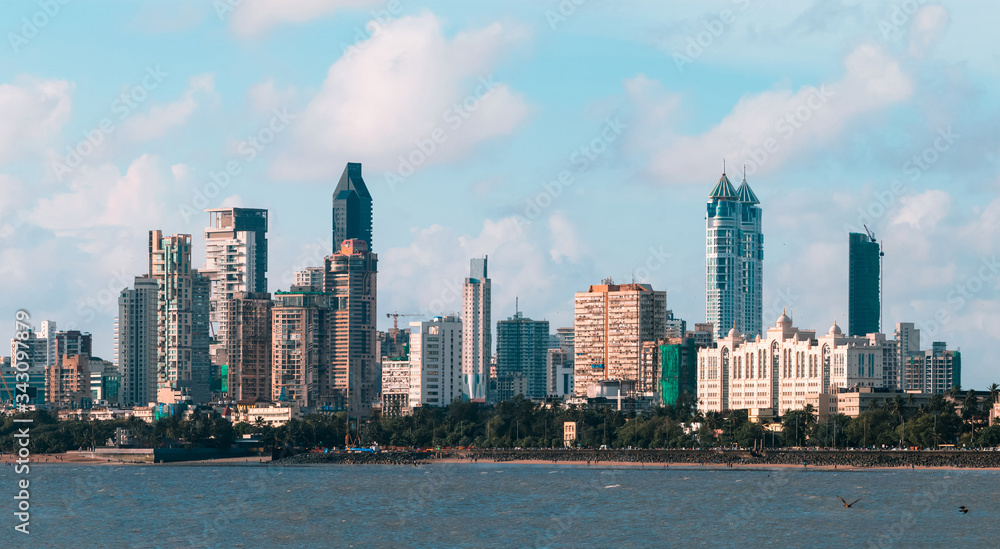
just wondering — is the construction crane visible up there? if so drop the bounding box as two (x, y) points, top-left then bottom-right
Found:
(385, 312), (421, 349)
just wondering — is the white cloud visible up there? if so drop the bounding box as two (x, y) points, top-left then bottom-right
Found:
(247, 78), (297, 113)
(119, 74), (216, 142)
(627, 44), (912, 183)
(548, 210), (581, 263)
(891, 189), (952, 231)
(228, 0), (382, 37)
(378, 216), (557, 319)
(29, 154), (192, 235)
(271, 12), (531, 181)
(0, 77), (73, 162)
(909, 5), (950, 59)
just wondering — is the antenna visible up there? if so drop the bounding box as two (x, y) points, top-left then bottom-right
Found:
(723, 158), (726, 175)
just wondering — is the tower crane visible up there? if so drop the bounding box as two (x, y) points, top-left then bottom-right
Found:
(385, 312), (421, 349)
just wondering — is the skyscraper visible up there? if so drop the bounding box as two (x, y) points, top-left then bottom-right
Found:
(149, 230), (211, 403)
(116, 276), (158, 406)
(203, 207), (269, 398)
(495, 312), (549, 400)
(272, 290), (334, 407)
(849, 232), (881, 337)
(323, 238), (378, 415)
(217, 292), (273, 401)
(462, 257), (491, 401)
(706, 168), (763, 341)
(332, 162), (373, 251)
(574, 282), (667, 397)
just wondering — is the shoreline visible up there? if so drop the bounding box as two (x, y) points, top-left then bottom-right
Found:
(6, 450), (1000, 471)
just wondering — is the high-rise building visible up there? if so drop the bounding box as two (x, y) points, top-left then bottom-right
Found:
(495, 312), (549, 401)
(271, 290), (334, 407)
(116, 276), (158, 406)
(573, 282), (667, 397)
(293, 267), (325, 291)
(323, 238), (378, 415)
(203, 208), (268, 397)
(640, 338), (699, 407)
(203, 208), (269, 299)
(462, 257), (491, 401)
(217, 292), (273, 401)
(149, 230), (211, 403)
(332, 163), (373, 251)
(44, 328), (94, 409)
(408, 316), (463, 408)
(849, 232), (881, 337)
(904, 342), (961, 394)
(706, 168), (763, 341)
(547, 348), (574, 398)
(7, 326), (52, 405)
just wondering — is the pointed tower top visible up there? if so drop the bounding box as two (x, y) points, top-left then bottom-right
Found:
(736, 170), (760, 204)
(709, 170), (739, 201)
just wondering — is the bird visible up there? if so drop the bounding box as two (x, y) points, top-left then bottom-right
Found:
(838, 497), (861, 508)
(959, 506), (969, 514)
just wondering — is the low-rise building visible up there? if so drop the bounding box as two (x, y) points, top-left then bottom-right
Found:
(231, 398), (301, 427)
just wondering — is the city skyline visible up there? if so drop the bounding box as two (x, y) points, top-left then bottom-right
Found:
(2, 1), (998, 389)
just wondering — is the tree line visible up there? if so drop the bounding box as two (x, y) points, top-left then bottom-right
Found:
(2, 386), (999, 453)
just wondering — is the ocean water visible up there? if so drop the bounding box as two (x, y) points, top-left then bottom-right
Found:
(4, 463), (999, 548)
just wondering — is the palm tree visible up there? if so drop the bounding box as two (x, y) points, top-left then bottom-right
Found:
(988, 383), (1000, 407)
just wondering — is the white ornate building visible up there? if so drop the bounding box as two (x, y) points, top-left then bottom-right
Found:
(697, 312), (885, 414)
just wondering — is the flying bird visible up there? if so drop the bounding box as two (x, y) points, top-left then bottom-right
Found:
(959, 506), (969, 514)
(838, 497), (861, 508)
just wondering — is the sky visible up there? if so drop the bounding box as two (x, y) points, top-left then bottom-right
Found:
(1, 0), (998, 387)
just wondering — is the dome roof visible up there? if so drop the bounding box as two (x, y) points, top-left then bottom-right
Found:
(777, 309), (793, 327)
(728, 326), (742, 338)
(829, 320), (843, 336)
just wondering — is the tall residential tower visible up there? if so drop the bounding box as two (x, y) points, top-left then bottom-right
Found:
(706, 168), (763, 341)
(462, 257), (491, 401)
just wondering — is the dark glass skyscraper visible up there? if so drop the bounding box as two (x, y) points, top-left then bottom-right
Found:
(849, 232), (881, 337)
(332, 163), (373, 251)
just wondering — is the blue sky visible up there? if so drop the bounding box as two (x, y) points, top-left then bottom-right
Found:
(1, 0), (998, 387)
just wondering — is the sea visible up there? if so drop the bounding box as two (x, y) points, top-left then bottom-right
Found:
(4, 463), (999, 548)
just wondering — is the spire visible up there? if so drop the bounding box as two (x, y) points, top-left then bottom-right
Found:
(736, 169), (760, 204)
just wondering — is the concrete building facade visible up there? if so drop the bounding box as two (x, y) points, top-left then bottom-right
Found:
(323, 238), (379, 415)
(573, 282), (667, 397)
(116, 276), (158, 406)
(149, 230), (211, 403)
(495, 312), (549, 401)
(462, 257), (491, 401)
(697, 314), (886, 414)
(408, 317), (463, 408)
